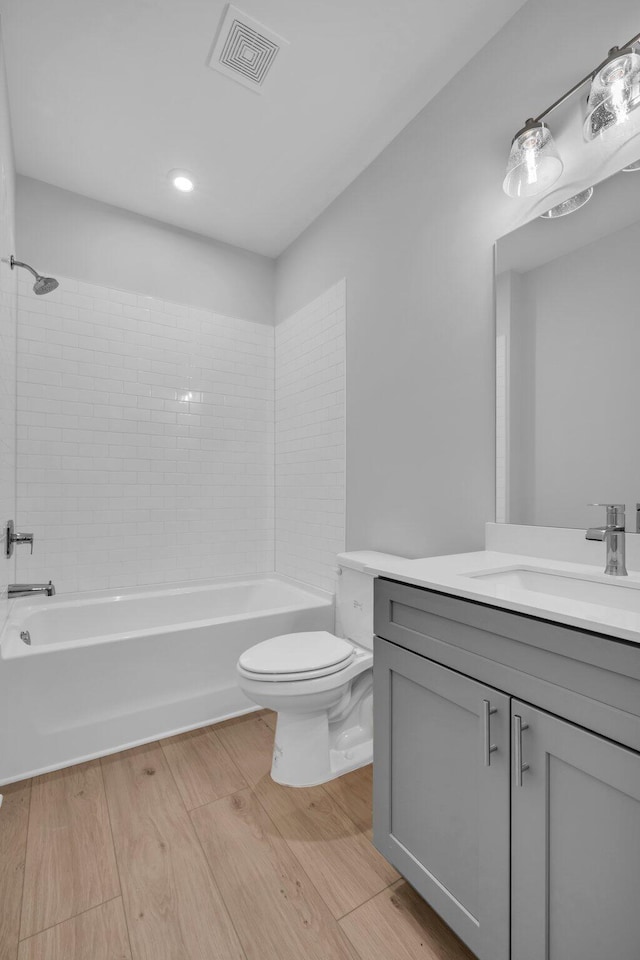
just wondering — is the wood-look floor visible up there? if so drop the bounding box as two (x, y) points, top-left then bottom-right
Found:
(0, 710), (476, 960)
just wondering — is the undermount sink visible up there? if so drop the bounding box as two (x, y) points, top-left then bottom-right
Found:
(465, 567), (640, 613)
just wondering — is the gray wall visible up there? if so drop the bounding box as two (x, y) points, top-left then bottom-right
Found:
(17, 176), (275, 325)
(275, 0), (640, 559)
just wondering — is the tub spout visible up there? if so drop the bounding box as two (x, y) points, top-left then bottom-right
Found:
(9, 581), (55, 598)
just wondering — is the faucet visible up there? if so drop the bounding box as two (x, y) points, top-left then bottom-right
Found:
(586, 504), (627, 576)
(8, 582), (56, 599)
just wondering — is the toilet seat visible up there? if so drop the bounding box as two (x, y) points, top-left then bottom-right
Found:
(237, 631), (355, 682)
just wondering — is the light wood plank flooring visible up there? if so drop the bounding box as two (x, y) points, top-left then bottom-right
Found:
(0, 709), (475, 960)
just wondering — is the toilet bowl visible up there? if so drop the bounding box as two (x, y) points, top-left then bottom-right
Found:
(236, 551), (401, 787)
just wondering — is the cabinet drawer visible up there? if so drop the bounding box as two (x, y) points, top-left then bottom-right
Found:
(374, 577), (640, 752)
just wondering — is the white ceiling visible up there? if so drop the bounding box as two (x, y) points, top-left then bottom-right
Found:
(2, 0), (525, 256)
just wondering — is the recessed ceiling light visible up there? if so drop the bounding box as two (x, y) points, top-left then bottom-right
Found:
(168, 169), (195, 192)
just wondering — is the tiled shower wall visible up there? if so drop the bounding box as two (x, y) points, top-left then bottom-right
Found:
(16, 276), (274, 592)
(15, 276), (345, 595)
(0, 268), (17, 624)
(0, 28), (17, 628)
(275, 280), (346, 592)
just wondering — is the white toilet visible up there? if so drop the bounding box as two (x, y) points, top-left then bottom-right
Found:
(237, 551), (400, 787)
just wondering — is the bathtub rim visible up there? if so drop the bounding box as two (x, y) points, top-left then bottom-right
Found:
(1, 572), (334, 660)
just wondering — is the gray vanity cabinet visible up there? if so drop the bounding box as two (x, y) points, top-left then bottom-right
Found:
(511, 699), (640, 960)
(374, 577), (640, 960)
(373, 637), (511, 960)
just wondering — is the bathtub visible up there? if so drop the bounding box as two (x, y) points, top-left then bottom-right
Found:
(0, 575), (333, 784)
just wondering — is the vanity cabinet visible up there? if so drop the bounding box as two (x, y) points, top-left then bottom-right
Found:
(373, 578), (640, 960)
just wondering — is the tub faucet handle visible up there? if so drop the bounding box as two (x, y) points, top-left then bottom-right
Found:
(5, 521), (34, 558)
(14, 532), (34, 554)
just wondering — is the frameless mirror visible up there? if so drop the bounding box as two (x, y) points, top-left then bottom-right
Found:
(495, 155), (640, 530)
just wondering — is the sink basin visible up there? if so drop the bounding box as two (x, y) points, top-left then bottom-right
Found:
(465, 567), (640, 613)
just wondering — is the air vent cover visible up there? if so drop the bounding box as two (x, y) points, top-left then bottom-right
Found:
(207, 4), (288, 92)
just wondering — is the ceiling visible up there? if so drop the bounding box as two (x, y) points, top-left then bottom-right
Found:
(2, 0), (525, 257)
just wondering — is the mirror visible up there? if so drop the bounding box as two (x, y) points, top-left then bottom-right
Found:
(495, 156), (640, 530)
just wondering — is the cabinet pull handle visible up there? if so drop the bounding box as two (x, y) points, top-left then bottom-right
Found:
(482, 699), (498, 767)
(514, 715), (530, 787)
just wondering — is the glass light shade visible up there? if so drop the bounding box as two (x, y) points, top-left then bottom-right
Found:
(503, 121), (564, 198)
(539, 187), (594, 219)
(584, 46), (640, 141)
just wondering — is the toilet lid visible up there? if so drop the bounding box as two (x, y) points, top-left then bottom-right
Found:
(238, 631), (354, 677)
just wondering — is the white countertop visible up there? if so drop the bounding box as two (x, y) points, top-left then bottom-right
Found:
(364, 550), (640, 645)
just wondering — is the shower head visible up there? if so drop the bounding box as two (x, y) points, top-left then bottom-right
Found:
(33, 274), (59, 296)
(10, 256), (59, 296)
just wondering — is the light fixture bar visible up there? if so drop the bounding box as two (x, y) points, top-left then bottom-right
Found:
(532, 29), (640, 123)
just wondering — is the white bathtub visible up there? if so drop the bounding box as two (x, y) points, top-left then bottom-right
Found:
(0, 575), (333, 784)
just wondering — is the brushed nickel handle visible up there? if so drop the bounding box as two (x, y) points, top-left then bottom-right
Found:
(482, 699), (498, 767)
(514, 714), (530, 787)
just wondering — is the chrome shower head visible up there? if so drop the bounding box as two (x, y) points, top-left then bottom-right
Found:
(10, 256), (59, 296)
(33, 274), (59, 296)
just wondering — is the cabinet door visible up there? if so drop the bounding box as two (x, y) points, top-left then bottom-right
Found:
(373, 638), (510, 960)
(511, 700), (640, 960)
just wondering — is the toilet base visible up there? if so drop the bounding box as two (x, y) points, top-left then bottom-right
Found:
(271, 712), (372, 787)
(270, 674), (373, 787)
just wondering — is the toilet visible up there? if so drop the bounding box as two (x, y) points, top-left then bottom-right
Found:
(237, 551), (401, 787)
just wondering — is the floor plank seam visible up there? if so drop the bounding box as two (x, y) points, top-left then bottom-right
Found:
(191, 784), (366, 960)
(186, 800), (251, 960)
(334, 877), (399, 923)
(247, 781), (375, 923)
(214, 716), (392, 927)
(15, 780), (33, 959)
(98, 762), (133, 960)
(17, 896), (122, 944)
(160, 734), (250, 960)
(158, 727), (247, 812)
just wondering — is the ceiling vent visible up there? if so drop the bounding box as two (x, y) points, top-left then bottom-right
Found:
(207, 4), (288, 93)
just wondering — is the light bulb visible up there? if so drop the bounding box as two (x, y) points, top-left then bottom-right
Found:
(168, 169), (195, 192)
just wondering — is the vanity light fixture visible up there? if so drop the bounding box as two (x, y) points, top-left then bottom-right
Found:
(539, 187), (594, 219)
(584, 45), (640, 141)
(168, 169), (195, 192)
(503, 30), (640, 198)
(503, 120), (563, 198)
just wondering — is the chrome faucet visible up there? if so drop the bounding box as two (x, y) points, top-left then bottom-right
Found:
(586, 503), (627, 576)
(5, 521), (34, 558)
(8, 582), (56, 599)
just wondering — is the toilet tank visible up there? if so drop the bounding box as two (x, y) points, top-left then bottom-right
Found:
(335, 551), (405, 650)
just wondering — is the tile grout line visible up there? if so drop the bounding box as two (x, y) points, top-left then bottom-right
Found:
(17, 896), (122, 945)
(98, 760), (135, 960)
(15, 779), (33, 959)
